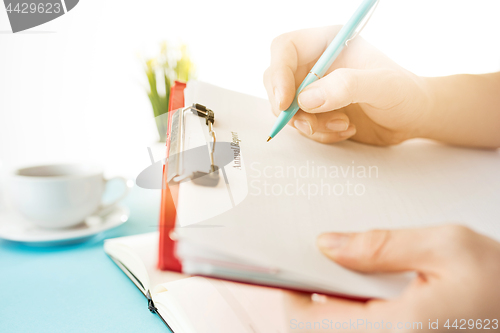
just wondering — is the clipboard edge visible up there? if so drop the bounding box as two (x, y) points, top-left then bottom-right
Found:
(158, 81), (186, 272)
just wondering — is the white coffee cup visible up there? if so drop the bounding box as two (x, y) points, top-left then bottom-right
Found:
(8, 164), (131, 229)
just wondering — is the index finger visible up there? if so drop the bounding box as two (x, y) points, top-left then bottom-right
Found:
(266, 26), (343, 111)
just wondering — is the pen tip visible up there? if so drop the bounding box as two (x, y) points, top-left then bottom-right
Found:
(267, 136), (272, 142)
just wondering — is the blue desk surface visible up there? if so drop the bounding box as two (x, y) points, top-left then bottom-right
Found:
(0, 186), (172, 333)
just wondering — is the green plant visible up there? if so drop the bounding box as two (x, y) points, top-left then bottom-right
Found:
(144, 42), (195, 141)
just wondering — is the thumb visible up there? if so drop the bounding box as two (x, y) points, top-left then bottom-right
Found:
(316, 227), (463, 274)
(297, 68), (406, 113)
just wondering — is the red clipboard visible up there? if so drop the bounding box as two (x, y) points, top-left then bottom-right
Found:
(158, 81), (186, 272)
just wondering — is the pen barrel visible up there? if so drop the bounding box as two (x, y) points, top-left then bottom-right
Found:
(311, 0), (378, 77)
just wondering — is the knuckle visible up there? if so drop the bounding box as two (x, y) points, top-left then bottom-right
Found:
(357, 230), (391, 263)
(271, 33), (289, 50)
(334, 68), (357, 103)
(329, 111), (350, 124)
(434, 225), (484, 267)
(270, 36), (281, 48)
(339, 113), (350, 123)
(438, 225), (475, 248)
(440, 224), (472, 240)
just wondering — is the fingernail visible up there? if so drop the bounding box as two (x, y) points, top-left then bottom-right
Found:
(274, 88), (282, 111)
(339, 126), (356, 138)
(298, 87), (324, 110)
(326, 120), (349, 132)
(294, 120), (312, 135)
(311, 293), (328, 303)
(317, 233), (350, 252)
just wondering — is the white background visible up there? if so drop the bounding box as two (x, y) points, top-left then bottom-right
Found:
(1, 0), (499, 177)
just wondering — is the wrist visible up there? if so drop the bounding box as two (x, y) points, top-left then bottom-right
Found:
(410, 75), (440, 141)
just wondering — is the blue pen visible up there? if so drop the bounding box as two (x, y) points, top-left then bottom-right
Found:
(267, 0), (379, 141)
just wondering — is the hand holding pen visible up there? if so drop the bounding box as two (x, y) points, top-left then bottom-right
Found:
(264, 2), (500, 148)
(264, 24), (431, 146)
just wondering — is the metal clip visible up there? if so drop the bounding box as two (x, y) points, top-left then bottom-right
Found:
(167, 103), (220, 187)
(192, 104), (217, 172)
(345, 0), (380, 47)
